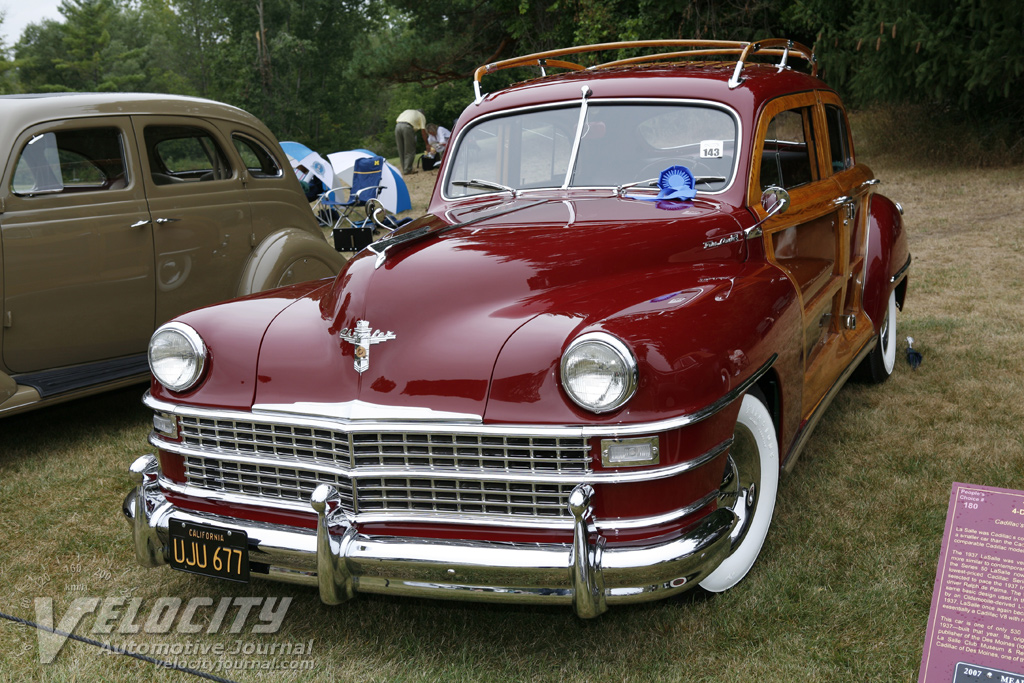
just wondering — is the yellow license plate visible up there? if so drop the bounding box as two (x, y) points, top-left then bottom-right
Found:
(169, 520), (249, 583)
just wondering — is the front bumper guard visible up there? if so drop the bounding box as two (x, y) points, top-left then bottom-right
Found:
(124, 454), (736, 618)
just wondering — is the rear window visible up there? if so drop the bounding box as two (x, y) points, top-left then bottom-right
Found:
(11, 127), (128, 196)
(825, 104), (853, 173)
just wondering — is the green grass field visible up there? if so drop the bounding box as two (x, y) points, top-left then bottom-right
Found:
(1, 120), (1022, 682)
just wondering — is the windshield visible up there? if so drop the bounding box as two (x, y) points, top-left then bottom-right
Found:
(445, 101), (738, 197)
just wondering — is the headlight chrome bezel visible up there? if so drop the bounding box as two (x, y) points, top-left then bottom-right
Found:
(148, 322), (207, 393)
(560, 332), (638, 414)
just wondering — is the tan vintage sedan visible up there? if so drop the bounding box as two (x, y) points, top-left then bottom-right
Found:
(0, 93), (346, 417)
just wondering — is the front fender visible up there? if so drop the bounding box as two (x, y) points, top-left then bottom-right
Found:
(237, 228), (347, 296)
(485, 261), (801, 427)
(863, 194), (909, 329)
(150, 280), (331, 410)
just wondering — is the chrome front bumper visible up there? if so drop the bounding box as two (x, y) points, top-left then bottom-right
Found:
(123, 454), (736, 618)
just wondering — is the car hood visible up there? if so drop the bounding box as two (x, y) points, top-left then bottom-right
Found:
(252, 194), (751, 423)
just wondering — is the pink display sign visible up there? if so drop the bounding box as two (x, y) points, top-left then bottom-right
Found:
(920, 483), (1024, 683)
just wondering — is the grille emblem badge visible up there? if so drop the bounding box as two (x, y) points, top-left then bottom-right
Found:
(339, 320), (396, 374)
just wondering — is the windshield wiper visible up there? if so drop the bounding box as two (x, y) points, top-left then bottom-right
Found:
(615, 177), (658, 196)
(453, 179), (518, 197)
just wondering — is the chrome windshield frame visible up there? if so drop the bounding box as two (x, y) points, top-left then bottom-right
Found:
(440, 97), (743, 202)
(561, 84), (593, 189)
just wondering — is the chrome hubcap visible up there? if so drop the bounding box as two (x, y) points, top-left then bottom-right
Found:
(720, 422), (762, 550)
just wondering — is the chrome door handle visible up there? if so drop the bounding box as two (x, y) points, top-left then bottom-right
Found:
(130, 219), (151, 228)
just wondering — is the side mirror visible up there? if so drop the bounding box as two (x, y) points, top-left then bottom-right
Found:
(760, 185), (790, 217)
(745, 185), (791, 239)
(366, 198), (388, 230)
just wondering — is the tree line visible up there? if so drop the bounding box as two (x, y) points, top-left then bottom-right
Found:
(0, 0), (1020, 158)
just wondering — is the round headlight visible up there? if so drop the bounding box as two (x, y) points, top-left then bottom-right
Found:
(560, 332), (638, 414)
(149, 322), (207, 392)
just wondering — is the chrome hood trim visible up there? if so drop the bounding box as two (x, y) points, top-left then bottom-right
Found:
(253, 399), (483, 424)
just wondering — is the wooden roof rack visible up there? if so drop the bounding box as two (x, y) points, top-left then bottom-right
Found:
(472, 39), (816, 102)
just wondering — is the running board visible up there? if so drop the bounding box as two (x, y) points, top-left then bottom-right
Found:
(11, 354), (150, 399)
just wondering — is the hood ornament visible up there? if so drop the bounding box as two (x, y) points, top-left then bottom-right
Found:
(339, 320), (396, 374)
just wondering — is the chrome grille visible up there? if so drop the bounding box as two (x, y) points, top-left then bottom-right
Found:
(184, 455), (355, 508)
(352, 432), (588, 472)
(177, 415), (591, 520)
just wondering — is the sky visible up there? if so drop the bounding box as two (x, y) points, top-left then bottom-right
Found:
(1, 0), (64, 46)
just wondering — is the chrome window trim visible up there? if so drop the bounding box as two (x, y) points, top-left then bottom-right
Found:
(440, 97), (743, 201)
(143, 354), (772, 438)
(230, 133), (285, 179)
(562, 85), (593, 189)
(151, 432), (729, 486)
(156, 475), (719, 533)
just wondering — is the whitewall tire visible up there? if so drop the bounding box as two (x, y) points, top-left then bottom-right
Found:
(699, 393), (779, 593)
(858, 289), (897, 383)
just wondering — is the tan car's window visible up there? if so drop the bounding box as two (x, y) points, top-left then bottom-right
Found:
(233, 135), (283, 178)
(11, 127), (127, 196)
(760, 107), (816, 190)
(144, 125), (231, 185)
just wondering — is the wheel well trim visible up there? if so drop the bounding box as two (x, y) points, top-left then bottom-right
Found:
(236, 227), (345, 296)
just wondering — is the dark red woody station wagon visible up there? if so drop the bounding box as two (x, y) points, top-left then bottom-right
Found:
(124, 40), (910, 617)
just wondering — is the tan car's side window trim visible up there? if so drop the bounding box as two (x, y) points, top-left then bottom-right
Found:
(11, 126), (129, 197)
(232, 134), (284, 179)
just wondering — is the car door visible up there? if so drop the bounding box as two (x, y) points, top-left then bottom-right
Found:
(1, 117), (155, 373)
(132, 116), (253, 325)
(749, 92), (860, 417)
(819, 92), (877, 340)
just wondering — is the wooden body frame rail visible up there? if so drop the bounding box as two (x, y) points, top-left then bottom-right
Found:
(472, 39), (817, 102)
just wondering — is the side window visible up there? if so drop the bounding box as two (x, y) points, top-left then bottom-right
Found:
(825, 104), (853, 173)
(233, 135), (283, 178)
(760, 108), (817, 191)
(144, 125), (231, 185)
(11, 127), (128, 196)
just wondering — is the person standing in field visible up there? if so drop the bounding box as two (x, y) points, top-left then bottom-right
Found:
(395, 109), (429, 175)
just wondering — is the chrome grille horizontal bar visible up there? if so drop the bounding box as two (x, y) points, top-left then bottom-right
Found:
(178, 416), (591, 474)
(354, 478), (576, 517)
(184, 455), (355, 507)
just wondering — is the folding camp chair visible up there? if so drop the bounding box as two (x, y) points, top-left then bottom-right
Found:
(320, 155), (388, 251)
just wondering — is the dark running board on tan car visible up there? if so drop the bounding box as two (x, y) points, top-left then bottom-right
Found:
(10, 354), (150, 399)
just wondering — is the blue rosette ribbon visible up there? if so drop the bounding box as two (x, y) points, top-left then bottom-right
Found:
(630, 165), (697, 203)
